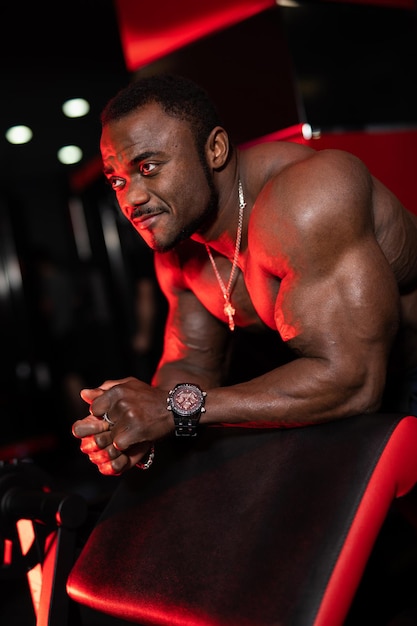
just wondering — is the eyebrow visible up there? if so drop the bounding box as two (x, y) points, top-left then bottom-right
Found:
(132, 151), (157, 165)
(102, 151), (159, 177)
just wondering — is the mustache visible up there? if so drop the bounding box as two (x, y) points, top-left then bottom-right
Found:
(131, 206), (165, 220)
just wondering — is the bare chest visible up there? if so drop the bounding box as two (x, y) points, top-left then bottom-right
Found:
(184, 253), (280, 331)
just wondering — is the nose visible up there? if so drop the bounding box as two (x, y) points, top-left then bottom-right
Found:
(121, 179), (150, 215)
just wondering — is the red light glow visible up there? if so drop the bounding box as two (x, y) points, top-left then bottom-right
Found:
(114, 0), (275, 71)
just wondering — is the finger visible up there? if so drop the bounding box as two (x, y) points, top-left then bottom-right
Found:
(80, 387), (105, 404)
(94, 445), (151, 475)
(94, 431), (114, 449)
(112, 438), (125, 452)
(72, 414), (110, 438)
(118, 443), (154, 469)
(96, 377), (134, 391)
(82, 378), (134, 403)
(84, 443), (121, 464)
(97, 453), (130, 476)
(79, 430), (113, 453)
(112, 427), (149, 452)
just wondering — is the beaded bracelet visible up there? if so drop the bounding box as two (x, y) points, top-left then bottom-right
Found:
(136, 444), (155, 470)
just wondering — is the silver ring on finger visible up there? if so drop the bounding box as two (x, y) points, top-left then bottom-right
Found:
(102, 412), (115, 426)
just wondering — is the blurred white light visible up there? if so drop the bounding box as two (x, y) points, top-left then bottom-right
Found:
(301, 124), (313, 140)
(57, 145), (83, 165)
(5, 125), (33, 144)
(62, 98), (90, 118)
(276, 0), (300, 6)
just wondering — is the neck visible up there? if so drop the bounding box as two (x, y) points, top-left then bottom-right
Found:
(193, 158), (244, 256)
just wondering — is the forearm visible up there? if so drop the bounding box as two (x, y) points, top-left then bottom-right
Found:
(152, 357), (227, 392)
(197, 357), (384, 428)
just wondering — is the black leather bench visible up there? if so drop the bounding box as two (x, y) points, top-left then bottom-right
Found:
(66, 413), (417, 626)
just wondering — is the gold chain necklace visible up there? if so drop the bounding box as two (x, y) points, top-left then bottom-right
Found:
(205, 179), (246, 331)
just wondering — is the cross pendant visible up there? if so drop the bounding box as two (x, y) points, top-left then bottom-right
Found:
(223, 300), (236, 332)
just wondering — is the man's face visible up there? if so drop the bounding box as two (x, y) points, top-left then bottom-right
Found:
(100, 102), (218, 252)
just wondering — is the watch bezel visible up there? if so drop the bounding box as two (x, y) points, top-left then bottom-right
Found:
(168, 383), (206, 418)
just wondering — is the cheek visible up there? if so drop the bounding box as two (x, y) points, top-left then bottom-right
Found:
(113, 191), (128, 219)
(120, 202), (129, 220)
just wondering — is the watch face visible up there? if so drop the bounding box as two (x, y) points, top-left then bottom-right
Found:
(170, 384), (204, 417)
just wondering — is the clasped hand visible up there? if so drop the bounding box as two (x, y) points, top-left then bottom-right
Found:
(72, 377), (171, 475)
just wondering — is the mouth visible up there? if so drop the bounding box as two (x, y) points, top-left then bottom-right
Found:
(131, 208), (164, 230)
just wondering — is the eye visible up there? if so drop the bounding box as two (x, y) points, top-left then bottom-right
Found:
(108, 176), (125, 190)
(139, 162), (157, 175)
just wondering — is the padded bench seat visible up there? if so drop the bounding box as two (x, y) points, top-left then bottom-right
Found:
(67, 413), (417, 626)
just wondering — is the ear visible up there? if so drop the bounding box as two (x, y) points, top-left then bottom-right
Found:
(206, 126), (229, 170)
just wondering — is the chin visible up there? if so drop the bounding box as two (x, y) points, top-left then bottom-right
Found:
(147, 234), (176, 254)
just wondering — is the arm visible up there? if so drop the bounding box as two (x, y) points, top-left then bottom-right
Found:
(72, 248), (232, 474)
(202, 150), (400, 426)
(151, 246), (232, 390)
(131, 277), (157, 354)
(72, 150), (400, 474)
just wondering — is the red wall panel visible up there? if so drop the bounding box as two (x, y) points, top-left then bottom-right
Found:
(114, 0), (275, 71)
(243, 127), (417, 216)
(115, 0), (416, 73)
(309, 130), (417, 216)
(111, 0), (417, 217)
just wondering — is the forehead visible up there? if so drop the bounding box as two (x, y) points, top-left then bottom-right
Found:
(100, 101), (195, 166)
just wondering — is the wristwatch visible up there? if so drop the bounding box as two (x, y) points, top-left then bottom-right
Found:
(167, 383), (207, 437)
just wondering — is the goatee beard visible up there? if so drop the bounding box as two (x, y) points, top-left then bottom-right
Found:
(155, 185), (219, 254)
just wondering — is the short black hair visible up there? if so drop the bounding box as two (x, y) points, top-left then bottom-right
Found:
(101, 74), (225, 160)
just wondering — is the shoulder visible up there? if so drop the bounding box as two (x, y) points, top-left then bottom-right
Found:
(247, 148), (375, 270)
(251, 147), (374, 228)
(243, 143), (373, 210)
(263, 147), (371, 206)
(241, 141), (315, 187)
(293, 148), (372, 194)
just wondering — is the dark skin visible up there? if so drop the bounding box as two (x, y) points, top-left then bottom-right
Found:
(73, 102), (417, 475)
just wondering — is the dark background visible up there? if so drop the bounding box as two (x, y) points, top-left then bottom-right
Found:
(0, 1), (417, 624)
(0, 0), (416, 466)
